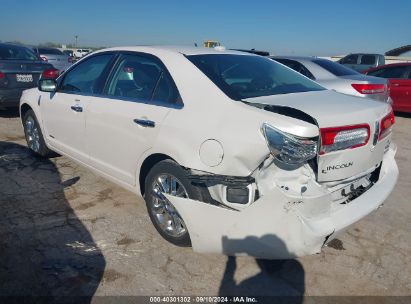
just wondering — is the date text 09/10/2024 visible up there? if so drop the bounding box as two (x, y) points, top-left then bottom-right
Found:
(149, 296), (258, 303)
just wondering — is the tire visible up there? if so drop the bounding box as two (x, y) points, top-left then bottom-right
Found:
(144, 159), (202, 247)
(23, 110), (53, 157)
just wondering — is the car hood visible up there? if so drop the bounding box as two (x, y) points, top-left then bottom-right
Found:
(244, 89), (390, 128)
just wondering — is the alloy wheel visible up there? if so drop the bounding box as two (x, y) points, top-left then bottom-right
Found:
(25, 116), (41, 153)
(150, 174), (188, 237)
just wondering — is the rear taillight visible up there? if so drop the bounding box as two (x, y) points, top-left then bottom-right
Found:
(351, 83), (386, 94)
(42, 68), (59, 79)
(40, 56), (48, 62)
(0, 71), (4, 79)
(320, 124), (370, 154)
(379, 110), (395, 140)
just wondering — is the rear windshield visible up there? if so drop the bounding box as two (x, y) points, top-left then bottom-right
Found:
(0, 45), (38, 61)
(38, 48), (63, 55)
(313, 59), (359, 76)
(187, 54), (324, 100)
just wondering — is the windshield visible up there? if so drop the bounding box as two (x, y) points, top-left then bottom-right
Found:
(0, 45), (39, 61)
(313, 59), (359, 76)
(187, 54), (324, 100)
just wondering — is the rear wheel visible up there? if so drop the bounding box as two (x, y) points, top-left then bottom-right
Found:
(144, 160), (202, 247)
(23, 110), (52, 157)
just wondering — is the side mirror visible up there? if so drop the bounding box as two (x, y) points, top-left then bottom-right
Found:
(38, 79), (57, 92)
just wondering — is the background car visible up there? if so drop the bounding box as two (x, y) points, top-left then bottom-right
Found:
(62, 49), (74, 57)
(338, 53), (385, 72)
(73, 49), (91, 59)
(0, 43), (57, 109)
(31, 47), (73, 72)
(272, 56), (388, 102)
(363, 63), (411, 113)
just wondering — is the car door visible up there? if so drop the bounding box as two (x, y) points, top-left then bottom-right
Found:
(367, 65), (408, 111)
(383, 66), (409, 112)
(392, 67), (411, 112)
(41, 53), (115, 163)
(86, 52), (181, 185)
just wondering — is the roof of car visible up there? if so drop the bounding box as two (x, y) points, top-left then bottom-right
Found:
(97, 45), (253, 56)
(231, 49), (270, 56)
(37, 47), (59, 50)
(345, 53), (384, 56)
(0, 42), (29, 48)
(271, 56), (327, 63)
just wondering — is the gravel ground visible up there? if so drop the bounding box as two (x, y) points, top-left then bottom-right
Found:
(0, 108), (410, 300)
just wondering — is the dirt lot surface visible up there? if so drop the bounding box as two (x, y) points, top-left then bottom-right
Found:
(0, 109), (410, 299)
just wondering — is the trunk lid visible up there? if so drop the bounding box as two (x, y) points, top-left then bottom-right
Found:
(0, 60), (52, 89)
(340, 74), (389, 102)
(245, 90), (393, 182)
(42, 55), (70, 70)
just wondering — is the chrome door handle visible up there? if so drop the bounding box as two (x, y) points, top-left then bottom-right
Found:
(71, 105), (83, 112)
(391, 83), (400, 87)
(133, 119), (155, 128)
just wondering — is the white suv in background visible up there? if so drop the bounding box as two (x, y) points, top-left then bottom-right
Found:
(73, 49), (91, 59)
(19, 46), (398, 259)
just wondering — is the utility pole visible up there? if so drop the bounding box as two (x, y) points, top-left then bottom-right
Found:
(75, 35), (78, 48)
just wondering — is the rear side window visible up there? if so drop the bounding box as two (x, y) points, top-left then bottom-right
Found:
(367, 66), (407, 79)
(275, 59), (315, 80)
(60, 54), (114, 93)
(340, 54), (358, 64)
(38, 48), (63, 55)
(0, 45), (38, 61)
(313, 59), (358, 76)
(107, 54), (180, 104)
(360, 55), (376, 65)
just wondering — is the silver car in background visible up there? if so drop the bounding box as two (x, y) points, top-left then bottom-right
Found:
(272, 56), (389, 102)
(31, 47), (73, 72)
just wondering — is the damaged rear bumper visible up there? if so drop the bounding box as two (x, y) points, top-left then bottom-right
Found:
(165, 146), (398, 259)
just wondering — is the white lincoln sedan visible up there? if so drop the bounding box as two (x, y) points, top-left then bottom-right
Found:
(19, 46), (398, 259)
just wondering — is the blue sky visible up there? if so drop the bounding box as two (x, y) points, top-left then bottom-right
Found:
(0, 0), (410, 56)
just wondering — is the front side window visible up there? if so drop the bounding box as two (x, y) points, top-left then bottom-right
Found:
(367, 66), (407, 79)
(187, 54), (324, 100)
(60, 54), (113, 93)
(107, 54), (180, 103)
(360, 55), (376, 65)
(313, 59), (358, 76)
(0, 45), (38, 61)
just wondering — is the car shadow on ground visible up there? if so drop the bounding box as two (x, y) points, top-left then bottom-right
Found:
(0, 107), (20, 118)
(0, 141), (105, 302)
(219, 235), (305, 303)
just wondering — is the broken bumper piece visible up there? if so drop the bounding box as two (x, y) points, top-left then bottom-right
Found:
(165, 146), (398, 259)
